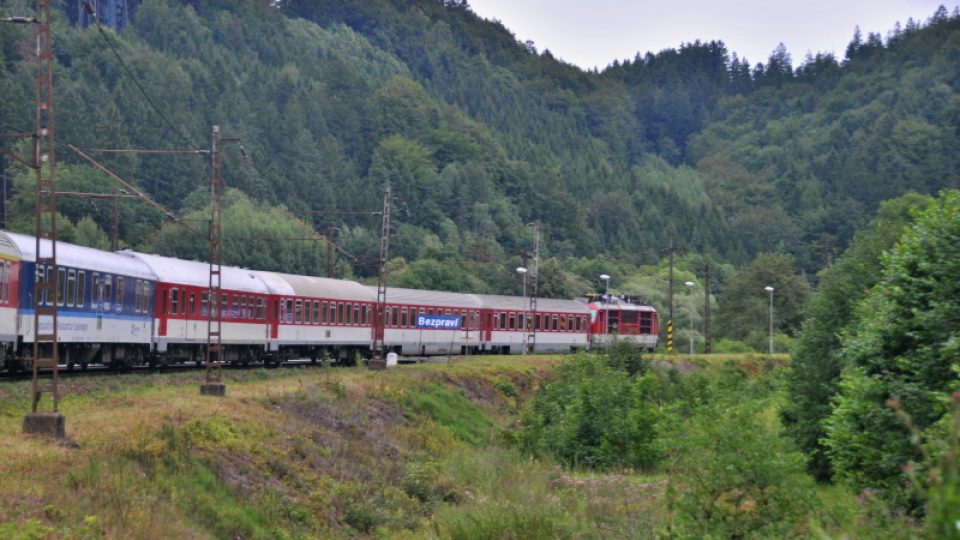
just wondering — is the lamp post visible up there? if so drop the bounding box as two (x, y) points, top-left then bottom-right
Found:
(599, 274), (610, 296)
(764, 286), (775, 354)
(517, 267), (528, 354)
(685, 281), (695, 354)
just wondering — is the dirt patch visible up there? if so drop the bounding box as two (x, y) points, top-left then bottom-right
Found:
(552, 474), (667, 507)
(277, 395), (409, 484)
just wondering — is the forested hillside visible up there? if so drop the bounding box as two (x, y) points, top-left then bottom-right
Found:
(1, 0), (959, 301)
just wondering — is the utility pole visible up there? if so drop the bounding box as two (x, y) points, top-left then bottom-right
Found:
(370, 186), (391, 370)
(666, 237), (675, 354)
(527, 220), (540, 354)
(0, 1), (65, 438)
(703, 264), (712, 354)
(201, 125), (242, 396)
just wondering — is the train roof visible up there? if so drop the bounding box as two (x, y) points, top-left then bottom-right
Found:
(586, 297), (658, 312)
(257, 271), (376, 302)
(1, 231), (155, 279)
(377, 287), (482, 309)
(120, 251), (268, 293)
(473, 293), (591, 313)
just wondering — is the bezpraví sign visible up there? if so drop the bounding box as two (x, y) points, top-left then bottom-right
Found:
(416, 315), (461, 329)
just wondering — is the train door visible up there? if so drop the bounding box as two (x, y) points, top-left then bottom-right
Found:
(481, 311), (493, 342)
(270, 299), (279, 339)
(157, 285), (168, 336)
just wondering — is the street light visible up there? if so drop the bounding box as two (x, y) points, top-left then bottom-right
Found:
(599, 274), (610, 296)
(764, 286), (775, 354)
(685, 281), (695, 354)
(517, 267), (528, 354)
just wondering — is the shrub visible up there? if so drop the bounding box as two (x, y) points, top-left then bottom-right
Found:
(518, 353), (661, 470)
(662, 398), (817, 538)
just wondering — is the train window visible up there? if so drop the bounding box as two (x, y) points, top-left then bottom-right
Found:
(171, 288), (180, 314)
(313, 301), (320, 324)
(508, 313), (516, 330)
(283, 299), (292, 323)
(498, 313), (505, 330)
(352, 304), (360, 326)
(66, 269), (76, 307)
(256, 297), (264, 320)
(200, 292), (209, 316)
(76, 272), (85, 308)
(189, 293), (196, 316)
(34, 266), (43, 307)
(133, 281), (140, 313)
(294, 300), (302, 324)
(338, 303), (345, 325)
(367, 306), (373, 325)
(114, 277), (123, 311)
(102, 276), (112, 310)
(0, 262), (7, 304)
(55, 267), (66, 306)
(321, 301), (328, 324)
(400, 308), (408, 327)
(390, 306), (398, 326)
(91, 273), (100, 307)
(329, 302), (337, 324)
(552, 315), (559, 331)
(345, 303), (353, 325)
(640, 312), (652, 334)
(221, 294), (228, 318)
(560, 315), (568, 331)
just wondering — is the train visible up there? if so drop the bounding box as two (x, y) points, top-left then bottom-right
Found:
(0, 230), (659, 372)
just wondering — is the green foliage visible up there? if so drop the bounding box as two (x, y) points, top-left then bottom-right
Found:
(402, 384), (492, 445)
(662, 395), (817, 538)
(519, 353), (661, 470)
(782, 193), (931, 481)
(604, 339), (651, 377)
(824, 190), (960, 509)
(144, 189), (326, 276)
(922, 395), (960, 539)
(712, 338), (754, 354)
(715, 252), (811, 340)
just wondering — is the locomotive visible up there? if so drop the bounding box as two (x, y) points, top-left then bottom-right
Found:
(0, 231), (658, 372)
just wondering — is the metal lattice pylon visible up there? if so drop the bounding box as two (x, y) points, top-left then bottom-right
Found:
(31, 0), (60, 413)
(371, 185), (391, 369)
(205, 126), (223, 383)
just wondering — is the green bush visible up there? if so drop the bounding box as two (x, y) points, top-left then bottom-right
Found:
(662, 397), (817, 538)
(518, 353), (661, 470)
(712, 338), (754, 354)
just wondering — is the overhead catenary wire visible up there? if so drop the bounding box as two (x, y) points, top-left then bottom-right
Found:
(82, 0), (199, 150)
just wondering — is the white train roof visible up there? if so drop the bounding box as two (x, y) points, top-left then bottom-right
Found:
(120, 251), (269, 293)
(374, 287), (482, 309)
(474, 293), (591, 313)
(2, 231), (155, 279)
(587, 296), (657, 312)
(257, 271), (376, 302)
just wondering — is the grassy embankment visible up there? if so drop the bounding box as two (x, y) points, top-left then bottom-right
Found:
(1, 355), (702, 538)
(9, 352), (887, 539)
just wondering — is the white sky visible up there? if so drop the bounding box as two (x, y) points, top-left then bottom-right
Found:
(467, 1), (955, 70)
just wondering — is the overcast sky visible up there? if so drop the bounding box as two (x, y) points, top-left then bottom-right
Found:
(467, 1), (955, 70)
